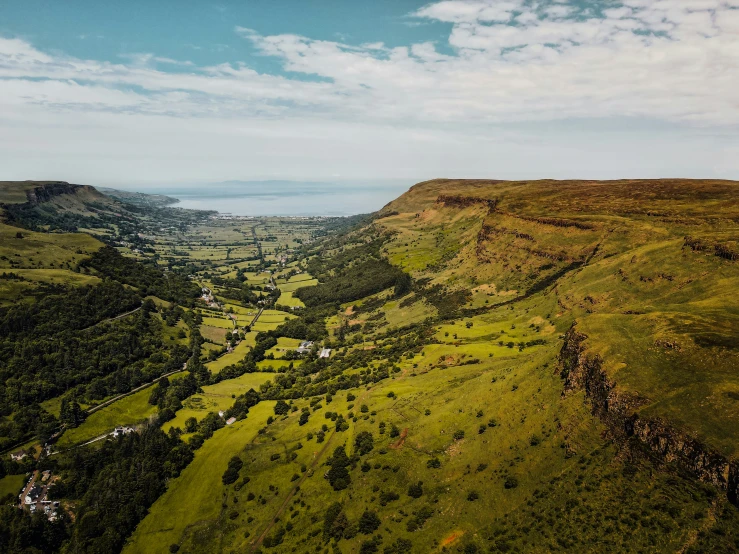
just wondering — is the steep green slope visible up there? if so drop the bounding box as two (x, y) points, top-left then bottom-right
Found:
(122, 178), (739, 554)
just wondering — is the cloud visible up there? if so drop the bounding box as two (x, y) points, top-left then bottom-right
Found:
(0, 1), (738, 183)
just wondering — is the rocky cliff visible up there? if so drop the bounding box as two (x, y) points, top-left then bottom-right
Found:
(25, 181), (100, 205)
(559, 324), (739, 506)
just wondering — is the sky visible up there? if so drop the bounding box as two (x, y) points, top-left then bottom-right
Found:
(1, 0), (738, 190)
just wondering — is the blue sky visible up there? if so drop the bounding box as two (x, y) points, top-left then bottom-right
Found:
(1, 0), (738, 188)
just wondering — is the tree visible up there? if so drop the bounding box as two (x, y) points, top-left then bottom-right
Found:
(393, 272), (412, 297)
(274, 399), (290, 415)
(299, 411), (309, 426)
(354, 431), (374, 456)
(184, 417), (198, 433)
(408, 481), (423, 498)
(358, 510), (381, 534)
(327, 446), (351, 490)
(323, 502), (348, 540)
(60, 398), (85, 428)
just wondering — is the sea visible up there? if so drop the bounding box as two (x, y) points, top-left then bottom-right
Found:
(135, 180), (412, 217)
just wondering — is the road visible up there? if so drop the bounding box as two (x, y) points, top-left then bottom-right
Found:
(81, 304), (142, 331)
(85, 365), (186, 415)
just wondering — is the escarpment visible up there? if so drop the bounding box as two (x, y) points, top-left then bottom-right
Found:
(559, 324), (739, 506)
(25, 181), (99, 205)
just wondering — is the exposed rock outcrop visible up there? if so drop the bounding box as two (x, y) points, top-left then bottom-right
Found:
(436, 194), (497, 212)
(25, 181), (99, 205)
(559, 324), (739, 506)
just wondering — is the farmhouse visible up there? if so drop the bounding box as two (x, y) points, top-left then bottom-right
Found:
(226, 417), (237, 425)
(25, 485), (42, 505)
(296, 341), (313, 354)
(319, 348), (332, 359)
(112, 426), (134, 438)
(10, 449), (28, 461)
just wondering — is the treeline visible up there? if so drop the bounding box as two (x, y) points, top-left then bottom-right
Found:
(0, 299), (190, 449)
(0, 280), (139, 338)
(295, 259), (408, 307)
(81, 246), (200, 305)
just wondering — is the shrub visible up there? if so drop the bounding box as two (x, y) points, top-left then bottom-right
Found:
(427, 457), (441, 469)
(408, 481), (423, 498)
(379, 490), (400, 506)
(504, 476), (519, 489)
(358, 510), (381, 534)
(467, 491), (479, 501)
(453, 430), (465, 440)
(355, 431), (374, 455)
(222, 456), (243, 485)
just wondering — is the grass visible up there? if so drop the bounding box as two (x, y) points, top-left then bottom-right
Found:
(57, 387), (158, 448)
(0, 222), (102, 271)
(206, 340), (251, 374)
(265, 337), (302, 358)
(256, 359), (302, 371)
(279, 278), (318, 292)
(162, 373), (275, 433)
(123, 402), (276, 554)
(201, 316), (235, 329)
(200, 325), (227, 344)
(0, 474), (26, 500)
(277, 290), (304, 308)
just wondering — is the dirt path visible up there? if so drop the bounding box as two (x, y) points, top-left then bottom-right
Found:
(389, 428), (409, 449)
(249, 429), (338, 552)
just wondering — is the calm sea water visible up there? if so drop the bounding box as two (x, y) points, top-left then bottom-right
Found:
(139, 181), (411, 216)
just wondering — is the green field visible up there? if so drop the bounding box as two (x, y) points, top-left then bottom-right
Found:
(205, 340), (251, 374)
(0, 474), (26, 500)
(124, 402), (276, 554)
(57, 387), (159, 448)
(277, 290), (304, 308)
(162, 373), (275, 433)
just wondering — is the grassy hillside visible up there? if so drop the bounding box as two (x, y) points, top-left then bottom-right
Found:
(377, 178), (739, 462)
(3, 178), (738, 554)
(116, 178), (739, 554)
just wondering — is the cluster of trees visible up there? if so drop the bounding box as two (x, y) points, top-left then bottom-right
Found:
(0, 292), (190, 448)
(295, 259), (408, 307)
(81, 247), (200, 305)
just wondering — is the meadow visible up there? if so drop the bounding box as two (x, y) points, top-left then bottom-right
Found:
(57, 387), (159, 448)
(162, 373), (276, 433)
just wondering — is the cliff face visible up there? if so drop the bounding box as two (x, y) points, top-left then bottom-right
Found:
(559, 324), (739, 506)
(25, 181), (100, 205)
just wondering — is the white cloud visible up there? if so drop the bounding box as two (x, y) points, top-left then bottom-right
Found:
(0, 1), (738, 183)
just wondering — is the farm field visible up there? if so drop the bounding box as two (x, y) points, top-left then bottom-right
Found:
(162, 373), (275, 433)
(206, 340), (251, 374)
(0, 474), (26, 501)
(277, 290), (304, 307)
(57, 387), (158, 448)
